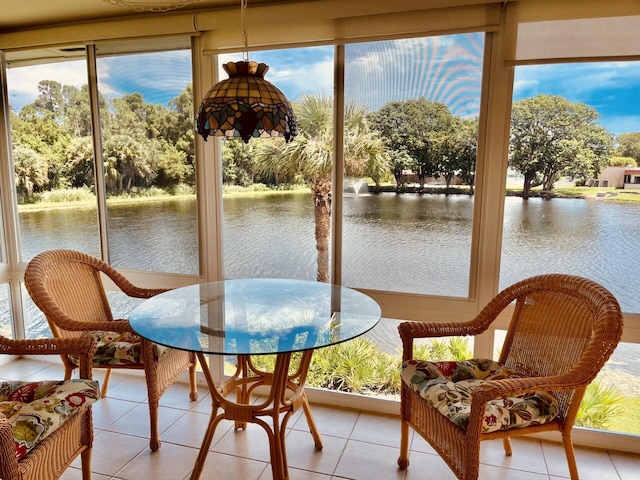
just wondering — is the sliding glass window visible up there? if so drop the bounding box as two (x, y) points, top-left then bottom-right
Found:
(5, 52), (100, 261)
(343, 33), (485, 297)
(501, 60), (640, 435)
(220, 46), (335, 281)
(95, 47), (198, 274)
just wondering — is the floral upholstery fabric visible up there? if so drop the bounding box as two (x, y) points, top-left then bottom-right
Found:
(401, 359), (559, 433)
(69, 331), (170, 367)
(0, 379), (100, 460)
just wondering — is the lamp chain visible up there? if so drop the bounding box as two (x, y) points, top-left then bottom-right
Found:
(241, 0), (249, 61)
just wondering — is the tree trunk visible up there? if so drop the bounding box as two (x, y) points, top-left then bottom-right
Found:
(311, 177), (332, 283)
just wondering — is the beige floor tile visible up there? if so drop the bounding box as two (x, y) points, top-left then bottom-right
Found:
(105, 402), (186, 441)
(59, 467), (111, 480)
(162, 409), (234, 449)
(285, 429), (348, 476)
(0, 358), (56, 379)
(88, 430), (150, 477)
(91, 396), (139, 430)
(478, 464), (549, 480)
(115, 441), (199, 480)
(609, 450), (640, 480)
(157, 380), (201, 409)
(402, 450), (457, 480)
(213, 421), (275, 463)
(105, 373), (149, 403)
(543, 442), (619, 479)
(259, 466), (333, 480)
(349, 412), (404, 448)
(333, 439), (405, 480)
(480, 437), (548, 475)
(292, 404), (359, 439)
(197, 451), (268, 480)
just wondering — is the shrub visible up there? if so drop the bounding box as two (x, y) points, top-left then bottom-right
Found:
(576, 380), (624, 429)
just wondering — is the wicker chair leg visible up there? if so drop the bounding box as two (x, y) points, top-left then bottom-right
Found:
(100, 368), (112, 397)
(562, 431), (579, 480)
(149, 405), (160, 451)
(503, 437), (513, 456)
(397, 421), (410, 469)
(81, 447), (92, 480)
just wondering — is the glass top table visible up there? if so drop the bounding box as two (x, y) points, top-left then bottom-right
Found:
(129, 278), (381, 356)
(129, 278), (381, 480)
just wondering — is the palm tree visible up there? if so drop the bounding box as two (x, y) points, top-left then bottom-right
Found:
(253, 94), (390, 282)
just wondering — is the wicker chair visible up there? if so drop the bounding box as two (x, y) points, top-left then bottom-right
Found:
(24, 249), (198, 451)
(397, 274), (623, 480)
(0, 334), (98, 480)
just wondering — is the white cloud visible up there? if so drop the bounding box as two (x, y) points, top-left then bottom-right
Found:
(6, 61), (87, 110)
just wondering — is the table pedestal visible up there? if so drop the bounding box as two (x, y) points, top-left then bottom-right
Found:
(190, 351), (323, 480)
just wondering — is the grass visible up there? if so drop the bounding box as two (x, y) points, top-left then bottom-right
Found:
(607, 397), (640, 435)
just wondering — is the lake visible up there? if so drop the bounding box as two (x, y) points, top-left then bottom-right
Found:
(14, 192), (640, 341)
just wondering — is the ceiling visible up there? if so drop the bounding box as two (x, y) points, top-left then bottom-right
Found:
(0, 0), (289, 32)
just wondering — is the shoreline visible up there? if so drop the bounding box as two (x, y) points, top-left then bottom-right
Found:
(17, 184), (640, 213)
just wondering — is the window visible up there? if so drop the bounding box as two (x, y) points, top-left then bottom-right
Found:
(503, 61), (640, 434)
(342, 33), (484, 297)
(221, 46), (334, 281)
(6, 54), (101, 261)
(95, 48), (198, 274)
(0, 284), (13, 338)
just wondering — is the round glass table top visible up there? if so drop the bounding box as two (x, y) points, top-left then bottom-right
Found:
(128, 278), (382, 355)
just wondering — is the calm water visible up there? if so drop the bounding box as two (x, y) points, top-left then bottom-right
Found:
(16, 192), (640, 316)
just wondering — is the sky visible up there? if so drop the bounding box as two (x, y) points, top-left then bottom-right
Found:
(6, 34), (640, 136)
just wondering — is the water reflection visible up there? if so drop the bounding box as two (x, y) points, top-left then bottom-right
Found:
(17, 193), (640, 312)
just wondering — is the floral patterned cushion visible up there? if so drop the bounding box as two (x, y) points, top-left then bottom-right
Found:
(401, 359), (559, 433)
(69, 331), (170, 367)
(0, 379), (100, 460)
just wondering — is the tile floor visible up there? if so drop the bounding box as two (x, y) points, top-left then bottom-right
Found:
(3, 357), (640, 480)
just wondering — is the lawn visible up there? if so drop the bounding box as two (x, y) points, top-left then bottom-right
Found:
(607, 397), (640, 435)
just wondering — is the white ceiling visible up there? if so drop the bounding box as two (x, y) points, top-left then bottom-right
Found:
(0, 0), (287, 32)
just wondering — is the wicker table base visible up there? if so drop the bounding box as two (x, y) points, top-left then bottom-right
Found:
(190, 351), (323, 480)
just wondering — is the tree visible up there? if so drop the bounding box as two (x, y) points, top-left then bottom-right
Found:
(368, 98), (454, 189)
(510, 95), (614, 194)
(13, 145), (49, 201)
(253, 94), (390, 282)
(616, 132), (640, 163)
(609, 156), (637, 167)
(433, 117), (478, 190)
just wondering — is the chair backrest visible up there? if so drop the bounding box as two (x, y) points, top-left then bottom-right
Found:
(24, 249), (115, 338)
(493, 274), (623, 415)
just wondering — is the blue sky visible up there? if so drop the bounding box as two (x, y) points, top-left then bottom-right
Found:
(7, 35), (640, 136)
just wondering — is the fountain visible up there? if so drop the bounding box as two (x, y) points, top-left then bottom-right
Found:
(343, 178), (370, 196)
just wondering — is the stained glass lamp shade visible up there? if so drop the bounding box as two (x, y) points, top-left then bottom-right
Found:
(196, 60), (298, 143)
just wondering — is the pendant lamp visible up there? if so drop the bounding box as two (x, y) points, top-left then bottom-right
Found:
(195, 0), (298, 143)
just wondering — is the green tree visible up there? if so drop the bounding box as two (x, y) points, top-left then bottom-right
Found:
(13, 145), (49, 201)
(509, 95), (614, 194)
(368, 98), (454, 189)
(222, 139), (256, 186)
(253, 94), (390, 282)
(433, 117), (478, 190)
(616, 132), (640, 163)
(608, 156), (637, 167)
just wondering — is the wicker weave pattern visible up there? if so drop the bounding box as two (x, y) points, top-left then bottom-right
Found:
(24, 249), (199, 451)
(0, 335), (97, 480)
(397, 274), (623, 480)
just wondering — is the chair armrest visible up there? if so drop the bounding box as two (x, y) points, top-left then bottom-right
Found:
(54, 318), (134, 334)
(0, 335), (97, 379)
(472, 373), (582, 403)
(101, 265), (169, 299)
